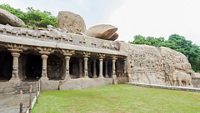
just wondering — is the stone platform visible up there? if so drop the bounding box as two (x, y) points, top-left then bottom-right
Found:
(41, 78), (113, 90)
(0, 93), (36, 113)
(128, 82), (200, 92)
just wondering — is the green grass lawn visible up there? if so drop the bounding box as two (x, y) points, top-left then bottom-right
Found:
(33, 84), (200, 113)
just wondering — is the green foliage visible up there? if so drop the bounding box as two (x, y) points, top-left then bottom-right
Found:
(131, 34), (200, 72)
(0, 4), (57, 28)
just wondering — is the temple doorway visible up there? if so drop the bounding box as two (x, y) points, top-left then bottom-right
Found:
(21, 53), (42, 80)
(47, 52), (65, 80)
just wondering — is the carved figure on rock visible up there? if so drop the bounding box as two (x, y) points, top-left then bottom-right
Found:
(173, 70), (192, 86)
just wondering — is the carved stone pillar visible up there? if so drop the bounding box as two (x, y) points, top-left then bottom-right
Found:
(39, 48), (51, 80)
(41, 54), (48, 79)
(84, 57), (89, 78)
(65, 56), (71, 80)
(83, 52), (90, 78)
(124, 59), (127, 74)
(99, 58), (104, 78)
(11, 52), (20, 81)
(105, 60), (109, 78)
(93, 59), (97, 78)
(79, 59), (83, 78)
(63, 50), (74, 80)
(98, 54), (105, 78)
(112, 57), (118, 84)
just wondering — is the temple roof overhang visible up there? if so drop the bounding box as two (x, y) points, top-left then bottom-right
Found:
(0, 32), (127, 57)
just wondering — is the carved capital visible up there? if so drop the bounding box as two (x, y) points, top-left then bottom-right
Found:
(38, 47), (51, 55)
(98, 53), (105, 59)
(83, 52), (90, 57)
(112, 56), (117, 60)
(62, 49), (75, 56)
(7, 44), (23, 52)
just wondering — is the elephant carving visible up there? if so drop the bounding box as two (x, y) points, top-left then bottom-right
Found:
(170, 70), (192, 86)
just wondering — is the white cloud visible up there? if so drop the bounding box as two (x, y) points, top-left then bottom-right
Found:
(106, 0), (200, 44)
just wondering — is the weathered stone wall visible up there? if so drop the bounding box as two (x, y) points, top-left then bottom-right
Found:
(192, 78), (200, 88)
(41, 78), (113, 90)
(191, 73), (200, 88)
(119, 42), (193, 87)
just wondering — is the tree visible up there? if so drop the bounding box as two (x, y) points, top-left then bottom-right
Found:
(0, 4), (57, 28)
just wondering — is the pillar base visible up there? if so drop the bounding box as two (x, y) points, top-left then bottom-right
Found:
(112, 74), (118, 84)
(113, 79), (118, 84)
(98, 76), (104, 78)
(9, 77), (21, 83)
(93, 75), (97, 78)
(83, 76), (89, 79)
(64, 76), (71, 81)
(40, 76), (49, 81)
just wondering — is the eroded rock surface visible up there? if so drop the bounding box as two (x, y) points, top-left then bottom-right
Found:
(86, 24), (118, 41)
(119, 42), (193, 86)
(57, 11), (86, 33)
(0, 8), (25, 27)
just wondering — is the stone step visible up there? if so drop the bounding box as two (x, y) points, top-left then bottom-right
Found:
(17, 81), (40, 94)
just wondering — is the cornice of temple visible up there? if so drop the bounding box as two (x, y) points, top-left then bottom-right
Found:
(0, 24), (127, 56)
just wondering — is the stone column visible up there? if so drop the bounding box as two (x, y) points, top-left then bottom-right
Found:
(84, 56), (89, 78)
(112, 57), (117, 84)
(65, 56), (71, 80)
(93, 59), (97, 78)
(10, 52), (20, 81)
(99, 58), (104, 78)
(79, 59), (83, 78)
(105, 60), (109, 78)
(41, 54), (48, 80)
(124, 59), (127, 74)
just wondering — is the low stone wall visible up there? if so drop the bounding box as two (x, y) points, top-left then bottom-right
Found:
(117, 76), (129, 84)
(192, 77), (200, 88)
(128, 82), (200, 92)
(41, 78), (113, 90)
(0, 81), (20, 94)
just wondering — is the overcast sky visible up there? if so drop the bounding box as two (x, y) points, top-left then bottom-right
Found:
(1, 0), (200, 44)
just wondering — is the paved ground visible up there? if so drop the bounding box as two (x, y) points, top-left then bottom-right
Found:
(0, 93), (36, 113)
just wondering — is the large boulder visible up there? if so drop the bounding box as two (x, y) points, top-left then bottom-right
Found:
(57, 11), (86, 33)
(119, 42), (193, 87)
(109, 33), (119, 41)
(0, 8), (25, 27)
(86, 24), (118, 41)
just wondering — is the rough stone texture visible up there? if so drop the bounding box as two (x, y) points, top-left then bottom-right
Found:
(192, 78), (200, 88)
(57, 11), (86, 33)
(40, 79), (60, 90)
(0, 8), (25, 27)
(119, 42), (193, 87)
(86, 24), (118, 41)
(59, 78), (112, 90)
(109, 33), (119, 41)
(129, 82), (200, 92)
(41, 78), (113, 90)
(191, 73), (200, 88)
(0, 93), (35, 113)
(0, 24), (123, 55)
(117, 76), (129, 84)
